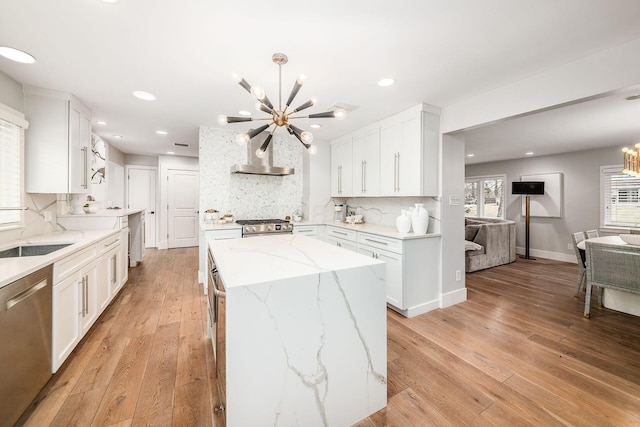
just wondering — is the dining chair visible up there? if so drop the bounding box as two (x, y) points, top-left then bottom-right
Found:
(586, 229), (599, 239)
(572, 231), (587, 297)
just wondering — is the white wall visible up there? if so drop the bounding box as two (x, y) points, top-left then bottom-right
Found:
(0, 70), (24, 113)
(465, 145), (621, 262)
(443, 38), (640, 133)
(124, 154), (158, 166)
(303, 138), (333, 223)
(199, 127), (304, 220)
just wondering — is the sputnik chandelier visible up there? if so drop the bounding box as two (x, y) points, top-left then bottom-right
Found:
(217, 53), (346, 157)
(622, 144), (640, 176)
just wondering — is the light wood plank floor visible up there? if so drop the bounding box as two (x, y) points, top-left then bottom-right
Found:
(22, 249), (640, 426)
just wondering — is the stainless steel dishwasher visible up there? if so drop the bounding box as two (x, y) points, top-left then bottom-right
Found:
(0, 265), (53, 426)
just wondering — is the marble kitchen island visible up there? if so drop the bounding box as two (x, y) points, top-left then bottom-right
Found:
(208, 234), (387, 426)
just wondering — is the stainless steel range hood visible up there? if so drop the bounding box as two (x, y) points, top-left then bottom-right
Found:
(230, 132), (294, 176)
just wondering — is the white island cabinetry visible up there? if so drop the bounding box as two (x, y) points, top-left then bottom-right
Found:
(24, 87), (92, 194)
(208, 234), (386, 426)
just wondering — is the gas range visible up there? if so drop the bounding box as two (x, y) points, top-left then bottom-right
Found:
(236, 219), (294, 237)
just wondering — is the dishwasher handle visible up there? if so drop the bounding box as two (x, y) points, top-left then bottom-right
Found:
(6, 280), (47, 310)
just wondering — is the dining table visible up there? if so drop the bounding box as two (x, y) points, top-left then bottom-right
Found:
(576, 235), (626, 250)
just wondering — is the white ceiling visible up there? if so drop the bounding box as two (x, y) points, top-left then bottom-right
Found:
(1, 0), (640, 159)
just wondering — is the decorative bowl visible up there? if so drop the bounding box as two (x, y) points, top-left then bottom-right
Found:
(619, 234), (640, 246)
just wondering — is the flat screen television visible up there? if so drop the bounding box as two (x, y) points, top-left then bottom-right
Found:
(512, 181), (545, 195)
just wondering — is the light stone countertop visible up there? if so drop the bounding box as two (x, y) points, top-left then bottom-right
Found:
(201, 219), (440, 240)
(57, 207), (146, 218)
(0, 229), (120, 288)
(294, 220), (441, 240)
(208, 233), (383, 289)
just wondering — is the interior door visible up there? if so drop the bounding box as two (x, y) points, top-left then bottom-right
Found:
(127, 167), (157, 248)
(168, 169), (199, 248)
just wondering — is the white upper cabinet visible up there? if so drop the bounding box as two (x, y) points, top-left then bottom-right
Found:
(332, 103), (440, 199)
(330, 137), (353, 197)
(353, 128), (380, 196)
(24, 87), (92, 194)
(379, 104), (440, 197)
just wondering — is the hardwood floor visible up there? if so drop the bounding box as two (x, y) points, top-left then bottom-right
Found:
(23, 250), (640, 426)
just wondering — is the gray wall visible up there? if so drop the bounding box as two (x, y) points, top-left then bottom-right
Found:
(465, 145), (622, 261)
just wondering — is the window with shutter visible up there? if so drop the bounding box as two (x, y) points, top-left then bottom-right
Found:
(0, 112), (25, 229)
(602, 165), (640, 229)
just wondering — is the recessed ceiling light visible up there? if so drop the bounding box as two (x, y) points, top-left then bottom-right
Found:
(0, 46), (36, 64)
(238, 110), (252, 116)
(132, 91), (156, 101)
(156, 130), (168, 135)
(96, 120), (107, 125)
(166, 151), (175, 155)
(113, 135), (123, 139)
(467, 154), (475, 157)
(525, 151), (534, 156)
(625, 94), (640, 101)
(310, 124), (321, 129)
(377, 78), (395, 87)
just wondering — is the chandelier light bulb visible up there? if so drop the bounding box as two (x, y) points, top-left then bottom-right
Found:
(236, 133), (250, 145)
(251, 86), (265, 100)
(255, 148), (266, 158)
(307, 145), (318, 155)
(232, 73), (242, 83)
(217, 115), (228, 126)
(334, 108), (346, 120)
(298, 74), (306, 82)
(301, 131), (313, 144)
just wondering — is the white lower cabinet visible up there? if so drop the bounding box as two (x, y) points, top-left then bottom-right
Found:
(324, 226), (441, 317)
(52, 233), (124, 372)
(292, 225), (319, 238)
(357, 243), (403, 308)
(119, 227), (129, 289)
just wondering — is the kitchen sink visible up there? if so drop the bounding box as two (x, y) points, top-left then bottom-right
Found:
(0, 243), (73, 258)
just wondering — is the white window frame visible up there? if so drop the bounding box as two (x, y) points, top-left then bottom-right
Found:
(464, 174), (507, 219)
(0, 103), (29, 231)
(600, 165), (640, 231)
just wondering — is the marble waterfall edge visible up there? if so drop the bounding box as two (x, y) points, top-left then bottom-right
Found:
(226, 265), (387, 426)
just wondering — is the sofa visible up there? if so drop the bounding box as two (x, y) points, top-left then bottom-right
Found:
(465, 217), (516, 273)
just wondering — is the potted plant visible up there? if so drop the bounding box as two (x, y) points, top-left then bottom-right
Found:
(224, 213), (233, 223)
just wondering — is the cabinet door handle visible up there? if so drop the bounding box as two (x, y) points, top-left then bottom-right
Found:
(396, 152), (400, 192)
(365, 238), (388, 246)
(338, 165), (342, 194)
(81, 146), (88, 189)
(332, 230), (348, 236)
(111, 256), (117, 285)
(361, 160), (365, 193)
(363, 160), (367, 193)
(103, 238), (120, 249)
(393, 153), (398, 192)
(85, 275), (89, 316)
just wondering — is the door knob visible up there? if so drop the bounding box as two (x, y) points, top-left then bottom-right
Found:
(149, 211), (155, 214)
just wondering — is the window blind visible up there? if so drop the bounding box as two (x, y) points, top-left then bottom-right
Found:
(603, 165), (640, 228)
(0, 118), (22, 226)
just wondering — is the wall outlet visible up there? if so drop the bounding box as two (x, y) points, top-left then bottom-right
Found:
(568, 243), (573, 250)
(44, 211), (52, 222)
(455, 270), (462, 281)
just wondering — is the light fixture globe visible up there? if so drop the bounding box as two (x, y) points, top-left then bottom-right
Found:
(219, 53), (346, 155)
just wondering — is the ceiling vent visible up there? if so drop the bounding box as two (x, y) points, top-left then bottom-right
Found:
(173, 142), (190, 147)
(328, 101), (358, 112)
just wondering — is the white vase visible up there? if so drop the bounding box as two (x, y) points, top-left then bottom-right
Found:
(411, 203), (429, 234)
(396, 209), (411, 233)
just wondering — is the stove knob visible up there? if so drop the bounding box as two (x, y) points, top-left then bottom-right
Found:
(244, 226), (250, 233)
(251, 226), (257, 232)
(267, 225), (272, 231)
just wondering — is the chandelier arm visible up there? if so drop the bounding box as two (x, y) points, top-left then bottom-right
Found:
(237, 78), (252, 94)
(285, 80), (303, 111)
(247, 123), (273, 140)
(308, 111), (337, 119)
(225, 116), (254, 123)
(286, 125), (310, 149)
(290, 99), (315, 114)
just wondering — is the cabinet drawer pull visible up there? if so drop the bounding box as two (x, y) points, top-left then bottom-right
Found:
(103, 238), (120, 248)
(365, 238), (388, 246)
(332, 231), (348, 236)
(296, 229), (314, 233)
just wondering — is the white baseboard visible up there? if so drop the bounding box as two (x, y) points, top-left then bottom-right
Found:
(388, 299), (440, 318)
(516, 246), (576, 263)
(441, 287), (467, 308)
